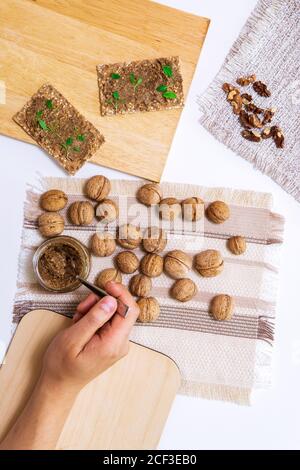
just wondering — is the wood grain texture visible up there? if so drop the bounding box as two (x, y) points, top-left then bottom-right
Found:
(0, 310), (180, 450)
(0, 0), (209, 181)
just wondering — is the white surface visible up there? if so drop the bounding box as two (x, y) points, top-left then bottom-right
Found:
(0, 0), (299, 450)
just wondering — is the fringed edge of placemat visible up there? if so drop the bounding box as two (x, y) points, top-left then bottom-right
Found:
(180, 381), (251, 406)
(197, 0), (300, 203)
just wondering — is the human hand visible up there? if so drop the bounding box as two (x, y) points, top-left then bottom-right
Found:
(40, 282), (140, 392)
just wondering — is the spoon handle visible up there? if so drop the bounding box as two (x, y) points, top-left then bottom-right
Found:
(77, 276), (129, 318)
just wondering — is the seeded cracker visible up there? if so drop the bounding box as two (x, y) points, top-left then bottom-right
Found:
(97, 56), (184, 116)
(13, 84), (105, 175)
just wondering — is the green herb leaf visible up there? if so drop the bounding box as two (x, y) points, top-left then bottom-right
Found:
(162, 65), (173, 77)
(46, 99), (53, 110)
(76, 134), (85, 142)
(112, 91), (120, 101)
(72, 146), (80, 152)
(156, 84), (167, 92)
(61, 143), (68, 151)
(129, 73), (136, 85)
(65, 137), (73, 146)
(111, 73), (121, 79)
(135, 77), (143, 87)
(162, 90), (177, 100)
(38, 119), (48, 130)
(36, 110), (43, 118)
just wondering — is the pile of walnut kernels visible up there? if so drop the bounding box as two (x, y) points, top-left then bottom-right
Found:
(223, 74), (284, 148)
(37, 177), (248, 323)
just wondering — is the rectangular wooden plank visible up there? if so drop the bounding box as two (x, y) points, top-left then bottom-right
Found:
(0, 0), (210, 180)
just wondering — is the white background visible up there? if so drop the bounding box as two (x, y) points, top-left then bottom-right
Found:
(0, 0), (299, 450)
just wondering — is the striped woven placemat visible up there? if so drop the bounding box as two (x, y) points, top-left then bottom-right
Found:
(13, 177), (284, 405)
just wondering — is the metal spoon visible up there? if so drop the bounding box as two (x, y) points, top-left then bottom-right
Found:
(69, 259), (129, 318)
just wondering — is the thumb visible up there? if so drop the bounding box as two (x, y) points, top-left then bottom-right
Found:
(68, 296), (117, 352)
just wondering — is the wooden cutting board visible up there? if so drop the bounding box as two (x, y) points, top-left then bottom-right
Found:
(0, 0), (209, 181)
(0, 310), (181, 450)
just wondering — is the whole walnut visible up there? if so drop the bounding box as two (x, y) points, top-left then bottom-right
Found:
(140, 253), (163, 277)
(95, 199), (119, 223)
(69, 201), (94, 226)
(170, 278), (197, 302)
(206, 201), (230, 224)
(136, 183), (162, 206)
(227, 236), (247, 255)
(117, 224), (141, 250)
(137, 297), (160, 323)
(40, 190), (68, 212)
(181, 197), (204, 221)
(158, 198), (182, 221)
(91, 232), (116, 257)
(194, 249), (224, 277)
(164, 250), (192, 279)
(95, 268), (122, 289)
(115, 251), (139, 274)
(85, 175), (111, 201)
(38, 212), (65, 237)
(129, 274), (152, 297)
(210, 294), (234, 321)
(142, 226), (167, 253)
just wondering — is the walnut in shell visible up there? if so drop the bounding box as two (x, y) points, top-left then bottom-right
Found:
(69, 201), (94, 226)
(129, 274), (152, 297)
(194, 249), (224, 277)
(117, 224), (142, 250)
(95, 199), (118, 223)
(137, 297), (160, 323)
(170, 278), (197, 302)
(140, 253), (163, 277)
(38, 213), (65, 237)
(142, 226), (167, 253)
(85, 175), (111, 201)
(91, 232), (116, 257)
(95, 268), (122, 289)
(158, 197), (181, 221)
(206, 201), (230, 224)
(40, 190), (68, 212)
(115, 251), (139, 274)
(210, 294), (234, 321)
(164, 250), (192, 279)
(181, 197), (204, 221)
(227, 236), (247, 255)
(136, 183), (162, 206)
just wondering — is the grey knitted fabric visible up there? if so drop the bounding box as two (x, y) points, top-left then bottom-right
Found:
(198, 0), (300, 202)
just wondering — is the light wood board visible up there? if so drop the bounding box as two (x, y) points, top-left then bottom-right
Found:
(0, 0), (209, 181)
(0, 310), (180, 450)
